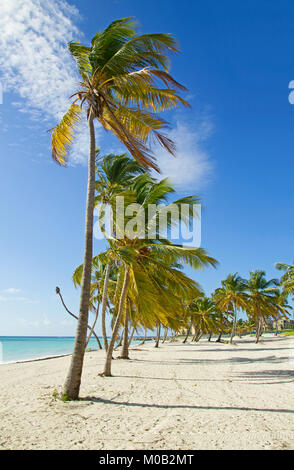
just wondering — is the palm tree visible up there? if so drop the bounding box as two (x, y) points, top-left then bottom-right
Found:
(95, 152), (146, 351)
(51, 18), (189, 399)
(99, 236), (215, 376)
(246, 270), (280, 343)
(276, 261), (294, 299)
(188, 297), (218, 342)
(214, 273), (248, 344)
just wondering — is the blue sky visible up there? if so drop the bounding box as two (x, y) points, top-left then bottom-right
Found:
(0, 0), (294, 335)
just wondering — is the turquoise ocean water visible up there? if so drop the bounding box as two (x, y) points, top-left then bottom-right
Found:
(0, 336), (116, 363)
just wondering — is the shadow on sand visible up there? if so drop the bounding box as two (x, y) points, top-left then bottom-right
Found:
(81, 395), (294, 414)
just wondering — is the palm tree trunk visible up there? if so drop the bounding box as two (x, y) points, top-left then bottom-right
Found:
(85, 301), (100, 349)
(103, 267), (130, 376)
(255, 316), (262, 343)
(56, 287), (102, 349)
(128, 326), (136, 347)
(120, 302), (130, 359)
(230, 307), (237, 344)
(208, 331), (212, 342)
(183, 323), (192, 343)
(115, 329), (123, 349)
(191, 324), (200, 342)
(195, 329), (203, 342)
(216, 330), (223, 343)
(155, 324), (161, 348)
(101, 263), (111, 351)
(162, 327), (168, 343)
(139, 328), (147, 345)
(169, 331), (176, 342)
(63, 112), (96, 400)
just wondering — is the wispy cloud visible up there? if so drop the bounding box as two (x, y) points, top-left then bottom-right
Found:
(0, 0), (92, 164)
(154, 117), (214, 191)
(2, 288), (21, 295)
(0, 288), (39, 304)
(19, 314), (51, 328)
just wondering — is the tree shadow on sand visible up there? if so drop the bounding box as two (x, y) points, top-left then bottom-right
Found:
(81, 396), (294, 414)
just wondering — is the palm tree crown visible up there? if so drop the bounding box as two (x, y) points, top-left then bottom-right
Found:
(51, 17), (189, 170)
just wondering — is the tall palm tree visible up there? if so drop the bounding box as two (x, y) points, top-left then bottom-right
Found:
(246, 270), (280, 343)
(214, 273), (248, 344)
(95, 152), (145, 350)
(50, 18), (189, 399)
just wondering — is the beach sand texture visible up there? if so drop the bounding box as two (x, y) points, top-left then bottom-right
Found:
(0, 334), (293, 450)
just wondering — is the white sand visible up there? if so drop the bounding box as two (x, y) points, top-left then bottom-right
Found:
(0, 334), (293, 450)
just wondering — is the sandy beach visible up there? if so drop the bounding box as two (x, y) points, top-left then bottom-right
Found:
(0, 334), (293, 450)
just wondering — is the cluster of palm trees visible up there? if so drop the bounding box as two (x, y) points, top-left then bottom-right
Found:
(49, 17), (293, 401)
(71, 153), (217, 375)
(179, 270), (292, 346)
(50, 17), (217, 400)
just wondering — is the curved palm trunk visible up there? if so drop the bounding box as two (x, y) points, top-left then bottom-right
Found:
(63, 113), (96, 400)
(216, 330), (223, 343)
(139, 328), (147, 346)
(103, 267), (130, 376)
(115, 329), (124, 349)
(162, 327), (168, 343)
(101, 263), (111, 351)
(191, 324), (200, 342)
(230, 306), (237, 344)
(120, 303), (130, 359)
(183, 323), (192, 343)
(128, 326), (136, 347)
(195, 330), (203, 342)
(56, 287), (102, 349)
(155, 324), (161, 348)
(85, 301), (100, 349)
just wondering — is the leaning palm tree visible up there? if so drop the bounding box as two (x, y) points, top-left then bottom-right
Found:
(95, 152), (145, 350)
(214, 273), (248, 344)
(188, 297), (218, 342)
(50, 17), (189, 399)
(246, 270), (280, 343)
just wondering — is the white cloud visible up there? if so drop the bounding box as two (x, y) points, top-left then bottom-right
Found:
(19, 318), (39, 327)
(0, 0), (92, 164)
(154, 118), (214, 191)
(2, 288), (21, 295)
(0, 289), (39, 304)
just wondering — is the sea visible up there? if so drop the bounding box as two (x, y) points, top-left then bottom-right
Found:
(0, 336), (140, 364)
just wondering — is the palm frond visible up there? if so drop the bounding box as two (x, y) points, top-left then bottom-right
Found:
(50, 104), (83, 165)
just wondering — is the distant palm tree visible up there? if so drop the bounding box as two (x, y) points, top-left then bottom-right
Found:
(50, 17), (189, 399)
(246, 270), (280, 343)
(188, 297), (218, 342)
(214, 273), (248, 344)
(276, 261), (294, 299)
